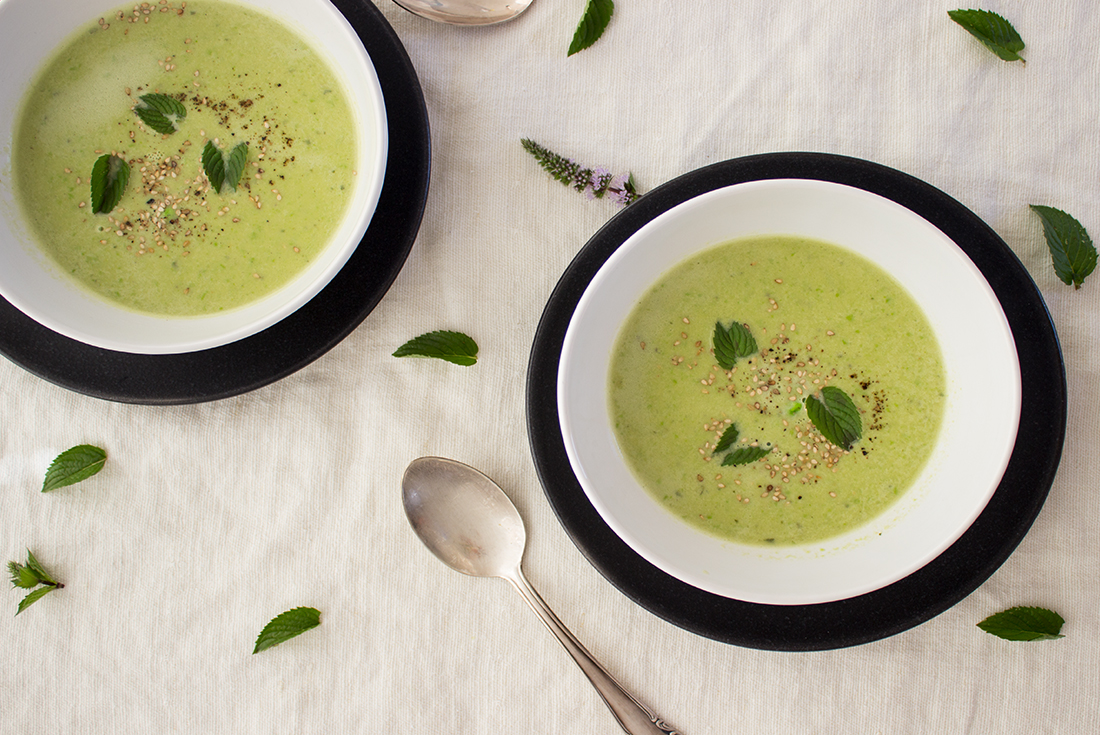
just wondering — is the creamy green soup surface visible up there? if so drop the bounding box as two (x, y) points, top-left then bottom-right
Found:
(12, 0), (357, 316)
(608, 236), (947, 546)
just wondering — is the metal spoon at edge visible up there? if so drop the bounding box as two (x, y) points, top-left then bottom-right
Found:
(401, 456), (682, 735)
(390, 0), (533, 26)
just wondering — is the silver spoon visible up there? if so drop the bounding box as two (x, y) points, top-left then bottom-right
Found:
(390, 0), (533, 25)
(402, 456), (682, 735)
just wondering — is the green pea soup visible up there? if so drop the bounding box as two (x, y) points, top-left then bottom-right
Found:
(608, 235), (947, 546)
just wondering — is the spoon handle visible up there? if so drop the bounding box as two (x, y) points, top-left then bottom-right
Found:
(507, 569), (682, 735)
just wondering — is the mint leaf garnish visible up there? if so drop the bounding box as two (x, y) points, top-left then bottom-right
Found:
(948, 9), (1025, 63)
(721, 445), (771, 466)
(568, 0), (614, 56)
(89, 154), (130, 214)
(713, 320), (757, 370)
(977, 606), (1065, 641)
(1029, 205), (1097, 290)
(9, 550), (63, 616)
(202, 140), (249, 194)
(134, 93), (186, 134)
(42, 444), (107, 492)
(253, 606), (321, 653)
(713, 423), (739, 453)
(393, 330), (479, 366)
(806, 386), (862, 450)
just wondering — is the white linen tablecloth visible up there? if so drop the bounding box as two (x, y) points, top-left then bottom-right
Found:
(3, 1), (1099, 732)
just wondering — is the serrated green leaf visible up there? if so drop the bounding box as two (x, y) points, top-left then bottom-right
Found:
(806, 386), (862, 450)
(24, 550), (58, 586)
(568, 0), (614, 56)
(393, 330), (479, 366)
(1029, 205), (1097, 290)
(202, 140), (249, 194)
(713, 423), (739, 453)
(89, 154), (130, 215)
(721, 445), (771, 466)
(42, 444), (107, 492)
(253, 606), (321, 653)
(9, 562), (39, 589)
(16, 586), (55, 616)
(713, 320), (757, 370)
(134, 93), (186, 134)
(977, 606), (1065, 641)
(948, 9), (1025, 62)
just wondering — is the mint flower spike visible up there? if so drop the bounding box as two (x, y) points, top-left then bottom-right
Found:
(521, 138), (640, 206)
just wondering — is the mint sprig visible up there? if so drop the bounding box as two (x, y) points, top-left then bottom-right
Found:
(1029, 205), (1096, 290)
(568, 0), (614, 56)
(713, 423), (739, 453)
(521, 138), (639, 205)
(202, 140), (249, 194)
(42, 444), (107, 492)
(393, 330), (479, 366)
(134, 93), (187, 135)
(8, 550), (63, 616)
(253, 606), (321, 653)
(948, 9), (1025, 63)
(977, 606), (1065, 641)
(89, 154), (130, 215)
(713, 320), (757, 370)
(806, 386), (862, 450)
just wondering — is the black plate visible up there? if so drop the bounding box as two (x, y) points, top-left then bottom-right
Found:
(0, 0), (429, 405)
(526, 152), (1066, 651)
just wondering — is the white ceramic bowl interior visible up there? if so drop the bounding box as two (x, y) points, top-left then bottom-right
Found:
(558, 179), (1021, 605)
(0, 0), (387, 354)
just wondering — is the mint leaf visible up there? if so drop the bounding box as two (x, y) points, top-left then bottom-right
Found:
(713, 320), (757, 370)
(721, 445), (771, 466)
(89, 154), (130, 215)
(253, 606), (321, 653)
(568, 0), (614, 56)
(202, 140), (249, 194)
(1029, 205), (1097, 289)
(948, 9), (1025, 63)
(42, 444), (107, 492)
(8, 561), (40, 589)
(16, 586), (56, 616)
(134, 93), (186, 134)
(713, 423), (739, 453)
(977, 606), (1065, 641)
(24, 550), (59, 586)
(806, 386), (862, 450)
(393, 330), (479, 366)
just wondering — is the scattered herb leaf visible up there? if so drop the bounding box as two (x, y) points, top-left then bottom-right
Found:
(393, 330), (479, 366)
(806, 386), (862, 450)
(713, 320), (757, 370)
(713, 424), (740, 453)
(253, 606), (321, 653)
(568, 0), (614, 56)
(134, 92), (187, 134)
(42, 444), (107, 492)
(520, 138), (640, 205)
(1029, 205), (1097, 289)
(202, 140), (249, 194)
(721, 445), (771, 466)
(977, 606), (1065, 641)
(948, 9), (1025, 63)
(8, 550), (63, 616)
(89, 154), (130, 215)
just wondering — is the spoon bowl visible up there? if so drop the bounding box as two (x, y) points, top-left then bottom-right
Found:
(390, 0), (533, 26)
(401, 456), (681, 735)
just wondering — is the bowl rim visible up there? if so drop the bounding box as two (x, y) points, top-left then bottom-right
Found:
(0, 0), (388, 354)
(556, 176), (1022, 606)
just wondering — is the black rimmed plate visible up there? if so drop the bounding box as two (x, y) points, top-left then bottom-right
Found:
(525, 152), (1066, 651)
(0, 0), (429, 404)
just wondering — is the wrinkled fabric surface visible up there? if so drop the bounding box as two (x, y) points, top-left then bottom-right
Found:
(3, 1), (1098, 732)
